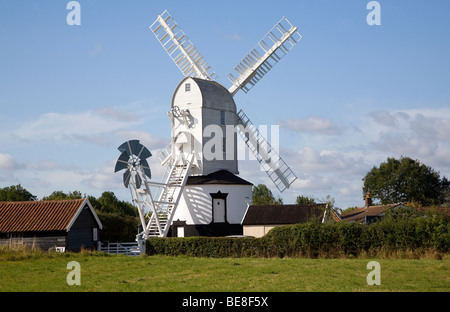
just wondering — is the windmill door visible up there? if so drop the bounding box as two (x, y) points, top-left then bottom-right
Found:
(211, 191), (228, 223)
(213, 198), (226, 223)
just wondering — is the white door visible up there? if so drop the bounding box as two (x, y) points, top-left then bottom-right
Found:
(177, 226), (185, 237)
(213, 198), (225, 222)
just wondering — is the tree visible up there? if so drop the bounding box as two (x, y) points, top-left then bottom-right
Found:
(252, 184), (283, 205)
(42, 190), (83, 200)
(362, 156), (449, 206)
(0, 184), (37, 201)
(95, 211), (139, 242)
(88, 192), (139, 242)
(95, 191), (137, 217)
(296, 195), (316, 205)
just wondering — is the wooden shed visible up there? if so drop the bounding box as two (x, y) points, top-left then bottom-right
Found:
(0, 198), (102, 252)
(242, 204), (325, 237)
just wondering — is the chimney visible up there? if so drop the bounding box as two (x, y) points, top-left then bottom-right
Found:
(365, 192), (372, 208)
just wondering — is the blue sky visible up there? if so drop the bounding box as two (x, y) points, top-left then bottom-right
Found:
(1, 0), (449, 209)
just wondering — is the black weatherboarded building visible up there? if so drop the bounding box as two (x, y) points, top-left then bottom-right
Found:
(0, 198), (102, 252)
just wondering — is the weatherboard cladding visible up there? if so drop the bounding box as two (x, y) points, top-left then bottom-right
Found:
(190, 77), (236, 111)
(0, 198), (85, 233)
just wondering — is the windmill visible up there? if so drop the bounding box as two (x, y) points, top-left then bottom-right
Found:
(116, 10), (302, 239)
(151, 10), (301, 193)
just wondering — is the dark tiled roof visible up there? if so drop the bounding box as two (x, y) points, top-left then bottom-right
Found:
(340, 203), (400, 223)
(242, 204), (325, 225)
(0, 198), (87, 233)
(187, 170), (253, 186)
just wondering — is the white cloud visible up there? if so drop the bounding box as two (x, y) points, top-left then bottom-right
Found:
(367, 108), (450, 171)
(293, 146), (367, 175)
(5, 108), (142, 146)
(26, 159), (66, 171)
(369, 110), (398, 127)
(83, 160), (120, 191)
(96, 107), (140, 123)
(279, 117), (343, 135)
(225, 33), (242, 41)
(0, 153), (21, 185)
(410, 113), (450, 142)
(0, 153), (20, 170)
(113, 130), (170, 151)
(90, 42), (102, 56)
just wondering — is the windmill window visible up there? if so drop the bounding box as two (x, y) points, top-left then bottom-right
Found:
(222, 138), (226, 154)
(220, 111), (225, 125)
(185, 83), (191, 92)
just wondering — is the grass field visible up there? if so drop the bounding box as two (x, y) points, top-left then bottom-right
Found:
(0, 250), (449, 292)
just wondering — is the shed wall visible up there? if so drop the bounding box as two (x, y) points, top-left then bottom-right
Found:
(243, 225), (283, 238)
(0, 232), (66, 251)
(67, 205), (100, 251)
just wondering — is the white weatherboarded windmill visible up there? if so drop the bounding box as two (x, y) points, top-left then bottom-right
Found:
(115, 10), (302, 239)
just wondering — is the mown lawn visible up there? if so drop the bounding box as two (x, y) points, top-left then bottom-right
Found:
(0, 252), (449, 292)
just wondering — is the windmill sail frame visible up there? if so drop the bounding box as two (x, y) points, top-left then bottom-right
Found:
(150, 10), (218, 80)
(227, 16), (302, 96)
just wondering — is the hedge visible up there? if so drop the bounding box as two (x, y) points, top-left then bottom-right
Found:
(146, 236), (268, 258)
(146, 209), (450, 258)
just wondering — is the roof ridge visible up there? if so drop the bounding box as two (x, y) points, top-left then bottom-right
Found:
(0, 198), (85, 204)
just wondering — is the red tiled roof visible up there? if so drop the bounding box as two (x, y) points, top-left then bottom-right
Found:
(0, 199), (85, 233)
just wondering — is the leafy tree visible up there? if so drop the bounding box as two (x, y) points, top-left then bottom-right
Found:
(95, 191), (137, 217)
(252, 184), (283, 205)
(96, 211), (139, 242)
(362, 156), (449, 206)
(0, 184), (37, 201)
(42, 190), (83, 200)
(88, 193), (139, 242)
(296, 195), (316, 205)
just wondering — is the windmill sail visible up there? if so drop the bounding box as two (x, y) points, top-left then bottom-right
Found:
(227, 17), (302, 96)
(150, 10), (217, 80)
(236, 109), (297, 192)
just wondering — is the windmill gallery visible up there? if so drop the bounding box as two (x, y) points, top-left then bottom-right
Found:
(114, 10), (302, 241)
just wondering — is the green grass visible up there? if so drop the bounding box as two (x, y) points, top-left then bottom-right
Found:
(0, 250), (449, 292)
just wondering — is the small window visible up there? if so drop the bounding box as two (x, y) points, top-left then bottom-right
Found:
(222, 138), (226, 154)
(220, 111), (225, 125)
(185, 83), (191, 92)
(93, 228), (98, 241)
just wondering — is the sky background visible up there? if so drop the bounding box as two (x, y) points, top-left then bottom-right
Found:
(1, 0), (449, 209)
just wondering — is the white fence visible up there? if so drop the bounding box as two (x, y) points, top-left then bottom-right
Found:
(98, 241), (145, 256)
